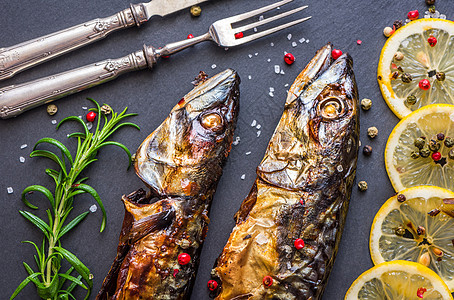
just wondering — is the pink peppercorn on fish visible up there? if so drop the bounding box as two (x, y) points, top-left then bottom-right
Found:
(211, 44), (359, 299)
(97, 69), (240, 300)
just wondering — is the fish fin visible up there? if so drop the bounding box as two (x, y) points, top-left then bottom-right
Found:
(234, 181), (258, 224)
(128, 206), (175, 244)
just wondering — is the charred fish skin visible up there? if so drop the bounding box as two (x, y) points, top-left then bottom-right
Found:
(212, 44), (359, 300)
(97, 69), (240, 300)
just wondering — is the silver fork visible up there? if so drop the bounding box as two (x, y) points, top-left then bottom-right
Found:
(0, 0), (310, 119)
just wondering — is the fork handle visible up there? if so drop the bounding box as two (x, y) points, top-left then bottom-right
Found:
(0, 4), (148, 81)
(0, 45), (157, 119)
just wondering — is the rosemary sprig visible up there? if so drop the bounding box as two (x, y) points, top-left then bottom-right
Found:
(11, 99), (139, 300)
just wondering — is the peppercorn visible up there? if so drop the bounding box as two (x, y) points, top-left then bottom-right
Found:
(414, 137), (426, 149)
(284, 53), (295, 65)
(393, 20), (403, 30)
(432, 152), (441, 161)
(404, 95), (416, 107)
(428, 36), (437, 47)
(263, 276), (273, 288)
(401, 73), (413, 83)
(426, 0), (435, 6)
(234, 32), (244, 39)
(358, 181), (368, 192)
(394, 52), (404, 61)
(178, 253), (191, 265)
(449, 149), (454, 160)
(100, 104), (111, 115)
(444, 137), (454, 148)
(294, 239), (305, 249)
(436, 72), (445, 81)
(419, 79), (431, 90)
(361, 98), (372, 110)
(397, 194), (406, 202)
(417, 226), (426, 235)
(332, 49), (343, 60)
(436, 133), (445, 140)
(395, 226), (405, 236)
(391, 71), (399, 79)
(428, 139), (440, 152)
(86, 111), (96, 122)
(407, 10), (419, 21)
(420, 147), (431, 158)
(363, 145), (372, 156)
(207, 280), (218, 291)
(411, 151), (420, 159)
(429, 5), (436, 13)
(428, 208), (441, 216)
(47, 104), (58, 116)
(383, 27), (394, 37)
(190, 5), (202, 17)
(367, 127), (378, 139)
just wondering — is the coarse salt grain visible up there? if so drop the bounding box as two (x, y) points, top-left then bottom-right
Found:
(270, 42), (274, 47)
(292, 42), (297, 47)
(274, 65), (280, 74)
(86, 122), (93, 130)
(248, 75), (252, 80)
(306, 39), (310, 43)
(267, 58), (271, 62)
(257, 130), (261, 137)
(269, 87), (275, 92)
(255, 233), (268, 245)
(287, 33), (292, 40)
(245, 151), (251, 155)
(20, 144), (28, 149)
(256, 124), (261, 129)
(254, 27), (258, 32)
(51, 120), (57, 125)
(89, 204), (97, 213)
(299, 38), (305, 43)
(269, 92), (274, 97)
(7, 187), (13, 194)
(82, 106), (88, 110)
(280, 70), (285, 75)
(259, 15), (264, 21)
(241, 174), (246, 180)
(248, 54), (253, 58)
(284, 83), (289, 87)
(211, 64), (217, 69)
(19, 156), (25, 163)
(251, 120), (257, 127)
(254, 53), (258, 56)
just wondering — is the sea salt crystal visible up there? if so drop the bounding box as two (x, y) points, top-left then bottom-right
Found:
(248, 54), (253, 58)
(51, 120), (57, 125)
(211, 64), (217, 69)
(241, 174), (246, 180)
(274, 65), (280, 74)
(255, 233), (268, 245)
(292, 42), (297, 48)
(248, 75), (252, 80)
(254, 27), (258, 32)
(306, 39), (310, 43)
(19, 156), (25, 163)
(280, 70), (285, 75)
(256, 124), (261, 130)
(245, 151), (251, 155)
(259, 15), (264, 21)
(284, 83), (289, 87)
(287, 33), (292, 40)
(89, 204), (97, 213)
(233, 136), (241, 145)
(440, 14), (447, 19)
(20, 144), (28, 149)
(7, 187), (13, 194)
(86, 122), (93, 130)
(267, 58), (271, 62)
(251, 120), (257, 127)
(257, 130), (261, 137)
(269, 87), (275, 92)
(270, 42), (274, 47)
(82, 106), (87, 110)
(299, 38), (305, 43)
(225, 48), (229, 51)
(269, 92), (274, 97)
(255, 52), (258, 56)
(359, 140), (362, 147)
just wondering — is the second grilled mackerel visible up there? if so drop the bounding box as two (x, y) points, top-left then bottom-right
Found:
(211, 44), (359, 299)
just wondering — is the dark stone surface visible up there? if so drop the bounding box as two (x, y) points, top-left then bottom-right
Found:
(0, 0), (452, 299)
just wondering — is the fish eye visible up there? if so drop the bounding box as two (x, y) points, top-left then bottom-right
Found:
(200, 112), (224, 132)
(317, 97), (345, 120)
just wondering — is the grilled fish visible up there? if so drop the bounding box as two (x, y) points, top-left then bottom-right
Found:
(211, 44), (359, 299)
(97, 69), (240, 300)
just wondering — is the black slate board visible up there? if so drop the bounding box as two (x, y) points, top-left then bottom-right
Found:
(1, 0), (453, 299)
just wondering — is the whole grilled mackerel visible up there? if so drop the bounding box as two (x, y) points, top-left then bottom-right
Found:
(97, 69), (240, 300)
(211, 44), (359, 299)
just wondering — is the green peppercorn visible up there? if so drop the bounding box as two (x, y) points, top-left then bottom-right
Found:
(420, 147), (431, 158)
(395, 226), (406, 236)
(428, 139), (440, 152)
(358, 181), (368, 192)
(406, 95), (417, 106)
(436, 72), (446, 81)
(190, 5), (202, 17)
(429, 5), (436, 13)
(449, 149), (454, 160)
(401, 73), (413, 83)
(414, 137), (426, 149)
(444, 137), (454, 148)
(437, 133), (445, 140)
(411, 151), (420, 159)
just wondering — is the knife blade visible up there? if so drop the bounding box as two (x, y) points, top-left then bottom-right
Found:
(0, 0), (208, 81)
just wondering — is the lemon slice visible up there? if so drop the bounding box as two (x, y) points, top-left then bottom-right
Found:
(378, 18), (454, 118)
(385, 104), (454, 192)
(369, 186), (454, 291)
(345, 260), (453, 299)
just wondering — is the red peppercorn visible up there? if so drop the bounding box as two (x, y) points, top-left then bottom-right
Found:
(187, 34), (194, 39)
(173, 269), (179, 277)
(178, 253), (191, 265)
(428, 36), (437, 47)
(207, 280), (218, 291)
(86, 111), (96, 122)
(408, 10), (419, 21)
(234, 32), (244, 39)
(419, 79), (431, 90)
(262, 276), (273, 288)
(294, 238), (305, 250)
(284, 53), (295, 65)
(417, 287), (427, 298)
(332, 49), (343, 60)
(356, 39), (362, 45)
(432, 152), (441, 161)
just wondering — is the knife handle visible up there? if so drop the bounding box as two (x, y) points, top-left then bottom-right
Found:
(0, 4), (148, 81)
(0, 45), (157, 119)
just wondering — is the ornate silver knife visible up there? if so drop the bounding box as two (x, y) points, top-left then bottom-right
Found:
(0, 0), (208, 81)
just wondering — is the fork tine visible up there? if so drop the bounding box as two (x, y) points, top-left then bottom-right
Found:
(235, 16), (312, 46)
(234, 5), (308, 34)
(224, 0), (294, 24)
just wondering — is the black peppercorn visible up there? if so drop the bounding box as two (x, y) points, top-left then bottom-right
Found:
(363, 145), (372, 156)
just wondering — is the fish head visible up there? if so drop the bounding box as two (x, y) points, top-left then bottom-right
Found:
(257, 44), (359, 190)
(135, 69), (240, 197)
